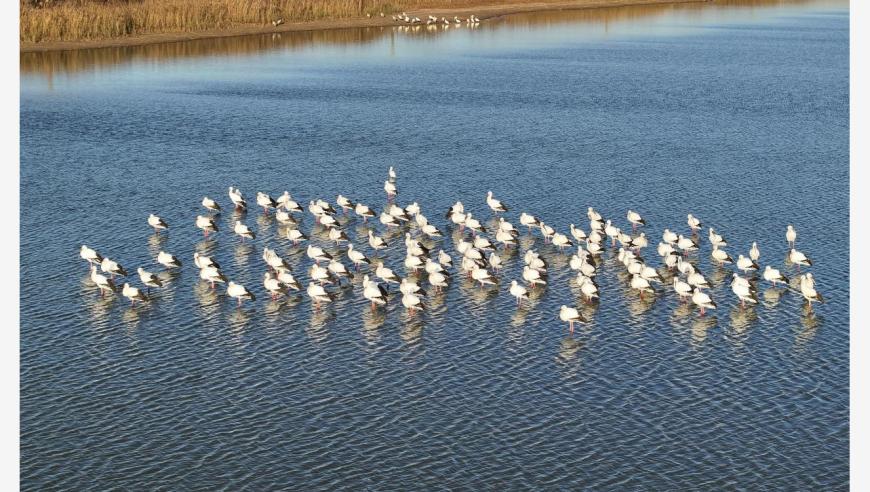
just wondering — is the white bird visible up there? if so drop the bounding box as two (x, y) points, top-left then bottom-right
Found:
(552, 233), (572, 251)
(375, 262), (400, 284)
(327, 260), (351, 282)
(736, 254), (759, 274)
(275, 210), (295, 225)
(284, 227), (308, 244)
(347, 243), (370, 270)
(495, 229), (517, 248)
(380, 212), (399, 228)
(199, 266), (227, 289)
(122, 283), (147, 305)
(421, 223), (442, 238)
(193, 252), (218, 270)
(277, 270), (301, 291)
(384, 180), (397, 198)
(471, 265), (496, 287)
(630, 274), (653, 297)
(388, 204), (410, 222)
(522, 265), (547, 288)
(519, 212), (540, 232)
(438, 250), (453, 268)
(137, 267), (163, 290)
(687, 270), (709, 290)
(233, 221), (255, 240)
(509, 280), (528, 305)
(677, 235), (698, 255)
(673, 277), (692, 301)
(559, 305), (584, 333)
(687, 213), (702, 231)
(202, 196), (221, 212)
(389, 166), (397, 180)
(631, 233), (648, 251)
(539, 222), (555, 243)
(786, 225), (797, 247)
(256, 192), (278, 214)
(731, 274), (757, 308)
(488, 252), (502, 271)
(89, 265), (115, 296)
(336, 195), (354, 213)
(319, 214), (338, 229)
(486, 191), (508, 213)
(789, 248), (812, 268)
(363, 275), (388, 307)
(691, 288), (716, 316)
(306, 244), (333, 264)
(354, 202), (376, 222)
(429, 271), (448, 292)
(148, 214), (168, 233)
(626, 210), (645, 229)
(569, 224), (587, 243)
(404, 254), (424, 273)
(80, 245), (103, 265)
(587, 207), (602, 222)
(308, 265), (334, 287)
(708, 227), (727, 247)
(749, 242), (760, 263)
(578, 276), (599, 302)
(402, 292), (424, 313)
(307, 282), (334, 306)
(400, 277), (424, 296)
(711, 247), (733, 265)
(328, 227), (349, 244)
(799, 273), (824, 308)
(100, 257), (127, 277)
(196, 215), (218, 237)
(368, 231), (386, 251)
(277, 192), (303, 213)
(662, 229), (678, 245)
(464, 213), (485, 235)
(264, 272), (288, 299)
(228, 186), (246, 210)
(762, 265), (789, 286)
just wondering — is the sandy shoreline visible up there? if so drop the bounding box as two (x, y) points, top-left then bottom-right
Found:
(20, 0), (706, 53)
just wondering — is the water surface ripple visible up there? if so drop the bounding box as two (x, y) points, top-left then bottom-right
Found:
(21, 1), (848, 489)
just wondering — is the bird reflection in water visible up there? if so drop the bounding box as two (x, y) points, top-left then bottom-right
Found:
(227, 307), (252, 335)
(121, 306), (141, 329)
(626, 292), (656, 317)
(762, 287), (786, 308)
(709, 263), (728, 287)
(557, 336), (583, 363)
(691, 315), (717, 345)
(194, 281), (221, 320)
(86, 295), (114, 329)
(234, 242), (254, 268)
(307, 308), (332, 342)
(400, 316), (424, 346)
(147, 233), (168, 257)
(794, 307), (822, 350)
(362, 304), (387, 332)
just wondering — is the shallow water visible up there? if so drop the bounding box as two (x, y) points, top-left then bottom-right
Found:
(20, 0), (849, 489)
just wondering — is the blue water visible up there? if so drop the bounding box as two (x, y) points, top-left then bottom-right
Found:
(20, 1), (849, 489)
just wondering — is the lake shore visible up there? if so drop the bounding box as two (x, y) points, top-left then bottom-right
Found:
(21, 0), (706, 53)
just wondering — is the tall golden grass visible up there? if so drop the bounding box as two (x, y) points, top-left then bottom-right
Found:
(20, 0), (412, 43)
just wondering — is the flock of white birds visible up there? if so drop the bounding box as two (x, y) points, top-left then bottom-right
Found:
(80, 166), (824, 332)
